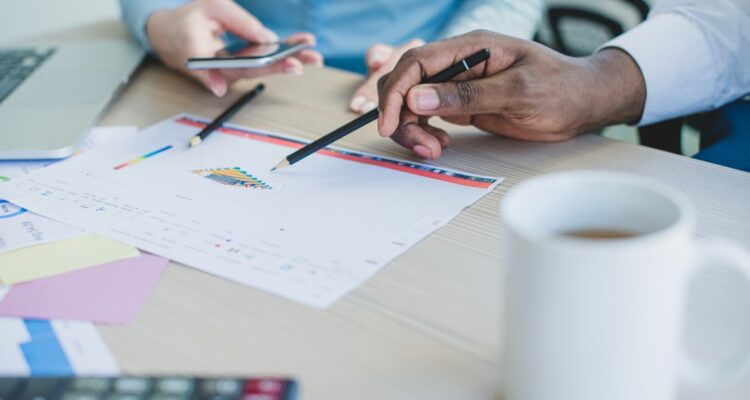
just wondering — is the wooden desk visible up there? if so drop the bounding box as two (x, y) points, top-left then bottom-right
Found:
(93, 59), (750, 400)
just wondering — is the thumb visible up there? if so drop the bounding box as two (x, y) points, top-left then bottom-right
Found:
(208, 0), (278, 43)
(405, 78), (501, 117)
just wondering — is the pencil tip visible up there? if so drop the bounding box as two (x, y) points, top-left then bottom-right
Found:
(189, 136), (201, 148)
(272, 159), (290, 172)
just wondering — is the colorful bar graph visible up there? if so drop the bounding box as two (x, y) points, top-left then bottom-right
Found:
(193, 167), (272, 190)
(113, 145), (172, 170)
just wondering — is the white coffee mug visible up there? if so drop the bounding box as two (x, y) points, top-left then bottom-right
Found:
(500, 170), (750, 400)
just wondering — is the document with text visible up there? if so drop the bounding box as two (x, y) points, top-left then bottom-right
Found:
(0, 115), (502, 307)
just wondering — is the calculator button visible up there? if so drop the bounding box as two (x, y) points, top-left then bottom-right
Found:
(70, 379), (112, 393)
(148, 394), (188, 400)
(0, 379), (24, 400)
(199, 380), (241, 396)
(62, 391), (103, 400)
(19, 378), (66, 400)
(154, 379), (193, 395)
(113, 378), (152, 394)
(243, 380), (282, 395)
(106, 394), (143, 400)
(240, 396), (275, 400)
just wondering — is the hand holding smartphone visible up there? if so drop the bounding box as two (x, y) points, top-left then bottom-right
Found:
(187, 42), (311, 70)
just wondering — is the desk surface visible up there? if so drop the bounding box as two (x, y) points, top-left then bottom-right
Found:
(94, 59), (750, 400)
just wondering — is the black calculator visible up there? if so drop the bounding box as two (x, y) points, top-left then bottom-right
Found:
(0, 376), (297, 400)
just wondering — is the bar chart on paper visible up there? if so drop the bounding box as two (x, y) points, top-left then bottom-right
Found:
(0, 114), (502, 307)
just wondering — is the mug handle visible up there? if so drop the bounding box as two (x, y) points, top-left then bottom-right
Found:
(680, 239), (750, 390)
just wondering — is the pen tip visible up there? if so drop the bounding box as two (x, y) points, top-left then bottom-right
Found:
(270, 167), (276, 172)
(189, 136), (201, 148)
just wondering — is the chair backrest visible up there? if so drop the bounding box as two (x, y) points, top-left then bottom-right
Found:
(537, 0), (650, 56)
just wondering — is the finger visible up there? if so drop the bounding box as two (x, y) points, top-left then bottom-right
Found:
(422, 123), (451, 148)
(220, 57), (303, 82)
(283, 33), (322, 65)
(350, 75), (379, 114)
(189, 69), (228, 96)
(354, 39), (425, 114)
(365, 44), (393, 71)
(390, 122), (445, 160)
(377, 32), (522, 137)
(404, 77), (503, 117)
(296, 49), (324, 67)
(207, 0), (278, 43)
(284, 32), (317, 46)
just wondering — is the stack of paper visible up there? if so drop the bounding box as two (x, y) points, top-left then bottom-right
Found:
(0, 115), (502, 376)
(0, 115), (503, 307)
(0, 127), (168, 376)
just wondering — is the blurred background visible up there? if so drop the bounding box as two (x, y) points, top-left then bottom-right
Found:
(0, 0), (699, 156)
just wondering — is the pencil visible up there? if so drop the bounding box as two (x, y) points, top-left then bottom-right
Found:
(271, 48), (490, 171)
(189, 83), (265, 148)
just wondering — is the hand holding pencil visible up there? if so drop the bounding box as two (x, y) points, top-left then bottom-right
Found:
(272, 48), (490, 170)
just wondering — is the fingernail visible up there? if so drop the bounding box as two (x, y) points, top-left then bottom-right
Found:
(370, 49), (388, 65)
(264, 28), (279, 42)
(360, 101), (377, 112)
(412, 87), (440, 111)
(350, 96), (366, 111)
(413, 145), (433, 159)
(211, 85), (224, 97)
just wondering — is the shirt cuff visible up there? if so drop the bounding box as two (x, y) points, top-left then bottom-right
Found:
(120, 0), (186, 53)
(600, 13), (716, 126)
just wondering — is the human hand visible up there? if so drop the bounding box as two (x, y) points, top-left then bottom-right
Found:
(349, 39), (425, 114)
(377, 30), (646, 159)
(146, 0), (323, 96)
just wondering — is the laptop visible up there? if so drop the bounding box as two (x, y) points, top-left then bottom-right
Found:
(0, 40), (144, 159)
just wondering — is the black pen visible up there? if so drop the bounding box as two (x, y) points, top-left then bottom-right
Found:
(189, 83), (265, 148)
(271, 48), (490, 171)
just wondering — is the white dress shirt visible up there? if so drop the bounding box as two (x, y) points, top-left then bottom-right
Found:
(603, 0), (750, 126)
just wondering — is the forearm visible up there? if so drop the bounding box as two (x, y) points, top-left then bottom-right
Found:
(439, 0), (544, 40)
(601, 0), (750, 125)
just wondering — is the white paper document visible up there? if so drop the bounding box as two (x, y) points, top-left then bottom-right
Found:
(0, 115), (502, 307)
(0, 317), (119, 376)
(0, 127), (137, 253)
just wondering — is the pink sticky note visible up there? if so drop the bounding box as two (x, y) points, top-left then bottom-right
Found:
(0, 254), (168, 324)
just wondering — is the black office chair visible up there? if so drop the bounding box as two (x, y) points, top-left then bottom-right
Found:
(536, 0), (684, 154)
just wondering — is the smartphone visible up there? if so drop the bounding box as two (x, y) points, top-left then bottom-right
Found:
(186, 42), (310, 70)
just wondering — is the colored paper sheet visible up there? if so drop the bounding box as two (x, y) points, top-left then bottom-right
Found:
(0, 254), (168, 324)
(0, 317), (119, 376)
(0, 235), (139, 285)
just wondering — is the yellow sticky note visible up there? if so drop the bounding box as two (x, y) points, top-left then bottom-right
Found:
(0, 235), (139, 285)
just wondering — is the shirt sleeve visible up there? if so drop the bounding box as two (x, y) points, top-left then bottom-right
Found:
(119, 0), (189, 52)
(601, 0), (750, 126)
(439, 0), (545, 40)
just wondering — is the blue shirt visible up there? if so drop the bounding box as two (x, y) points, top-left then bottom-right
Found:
(120, 0), (543, 73)
(122, 0), (458, 73)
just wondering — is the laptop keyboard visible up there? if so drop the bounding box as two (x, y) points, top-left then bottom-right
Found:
(0, 47), (55, 104)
